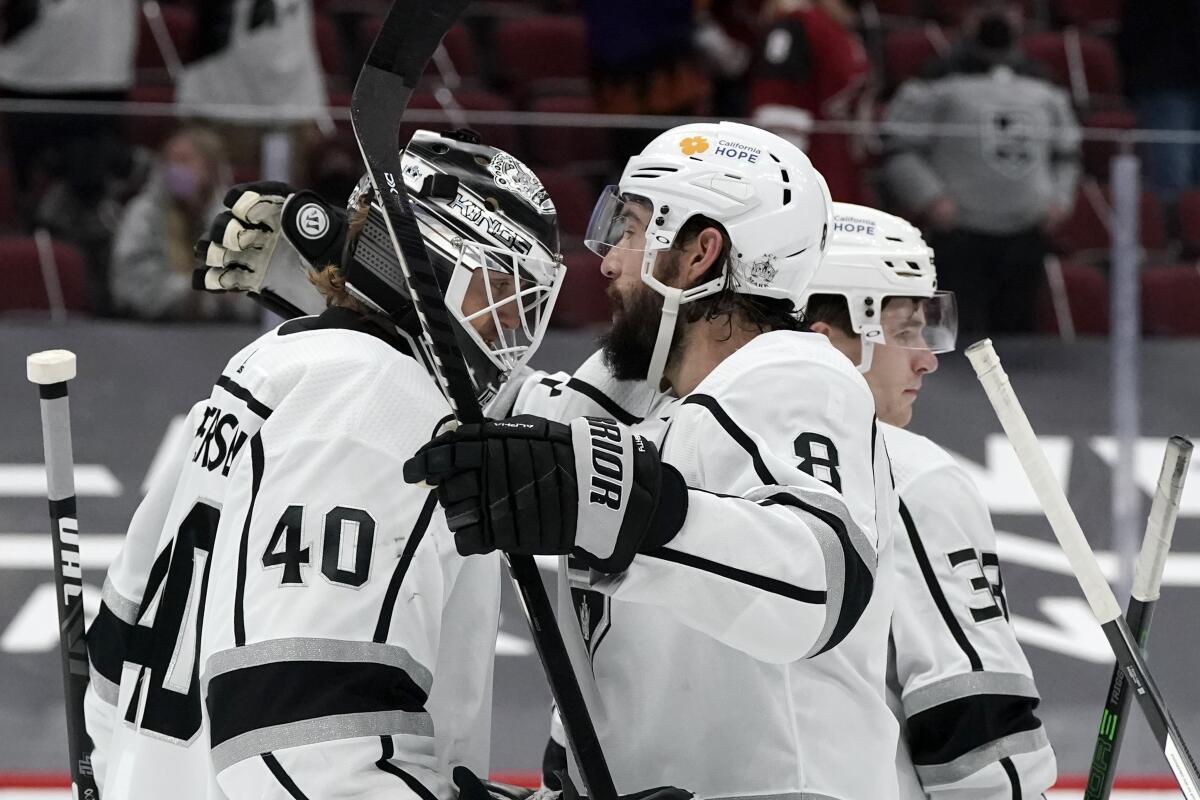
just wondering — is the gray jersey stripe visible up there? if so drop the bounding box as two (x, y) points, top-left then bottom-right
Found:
(202, 637), (433, 696)
(903, 672), (1041, 718)
(800, 513), (844, 657)
(210, 710), (434, 774)
(88, 662), (120, 705)
(101, 576), (140, 625)
(914, 728), (1051, 785)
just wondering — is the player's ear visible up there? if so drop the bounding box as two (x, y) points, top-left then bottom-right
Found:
(809, 320), (834, 339)
(681, 226), (723, 285)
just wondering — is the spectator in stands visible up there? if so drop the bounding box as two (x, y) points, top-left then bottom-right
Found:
(748, 0), (870, 204)
(693, 0), (761, 117)
(0, 0), (138, 313)
(879, 0), (1080, 336)
(579, 0), (710, 164)
(0, 0), (135, 212)
(1118, 0), (1200, 213)
(110, 126), (255, 322)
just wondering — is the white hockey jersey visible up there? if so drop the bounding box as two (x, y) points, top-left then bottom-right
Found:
(0, 0), (135, 92)
(884, 423), (1056, 800)
(519, 333), (900, 800)
(84, 308), (500, 800)
(177, 0), (326, 123)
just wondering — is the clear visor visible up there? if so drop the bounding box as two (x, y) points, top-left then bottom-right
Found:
(584, 186), (660, 257)
(445, 239), (565, 373)
(875, 291), (958, 354)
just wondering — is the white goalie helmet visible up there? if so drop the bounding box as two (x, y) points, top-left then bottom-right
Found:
(800, 203), (958, 372)
(585, 120), (833, 389)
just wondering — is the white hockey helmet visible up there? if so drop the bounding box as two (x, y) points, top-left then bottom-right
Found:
(584, 120), (833, 389)
(800, 203), (958, 372)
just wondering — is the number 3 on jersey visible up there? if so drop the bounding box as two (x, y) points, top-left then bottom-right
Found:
(262, 504), (375, 587)
(794, 432), (841, 491)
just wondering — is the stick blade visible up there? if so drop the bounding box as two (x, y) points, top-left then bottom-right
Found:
(27, 350), (77, 385)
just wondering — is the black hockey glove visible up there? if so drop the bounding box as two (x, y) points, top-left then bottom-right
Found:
(453, 766), (693, 800)
(403, 415), (688, 574)
(192, 181), (348, 318)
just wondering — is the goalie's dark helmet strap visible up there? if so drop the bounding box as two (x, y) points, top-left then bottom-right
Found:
(341, 129), (563, 405)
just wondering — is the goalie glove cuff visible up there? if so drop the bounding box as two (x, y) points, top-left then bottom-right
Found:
(279, 190), (349, 270)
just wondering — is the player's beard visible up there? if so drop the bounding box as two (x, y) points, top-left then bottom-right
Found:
(599, 251), (684, 382)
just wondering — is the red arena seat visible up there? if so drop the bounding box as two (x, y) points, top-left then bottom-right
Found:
(1037, 257), (1109, 335)
(0, 236), (89, 314)
(494, 16), (590, 103)
(537, 170), (594, 239)
(551, 248), (610, 328)
(884, 25), (952, 89)
(1142, 265), (1200, 336)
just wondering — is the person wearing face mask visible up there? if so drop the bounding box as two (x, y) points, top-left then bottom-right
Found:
(109, 125), (256, 321)
(879, 0), (1080, 338)
(802, 204), (1057, 800)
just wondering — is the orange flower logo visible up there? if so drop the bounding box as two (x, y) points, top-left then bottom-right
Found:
(679, 136), (709, 155)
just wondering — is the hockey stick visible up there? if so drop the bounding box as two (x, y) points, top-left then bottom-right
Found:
(350, 5), (617, 799)
(1084, 436), (1193, 800)
(965, 340), (1200, 800)
(27, 349), (101, 800)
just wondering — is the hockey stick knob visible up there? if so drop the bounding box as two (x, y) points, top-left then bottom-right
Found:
(27, 350), (77, 385)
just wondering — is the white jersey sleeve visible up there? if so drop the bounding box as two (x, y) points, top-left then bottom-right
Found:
(198, 320), (498, 800)
(885, 424), (1056, 799)
(83, 401), (204, 793)
(581, 331), (884, 664)
(512, 349), (666, 424)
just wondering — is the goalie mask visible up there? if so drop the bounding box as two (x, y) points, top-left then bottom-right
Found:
(584, 121), (832, 391)
(343, 129), (565, 404)
(800, 203), (958, 372)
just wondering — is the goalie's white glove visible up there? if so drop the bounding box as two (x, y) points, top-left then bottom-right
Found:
(192, 181), (347, 319)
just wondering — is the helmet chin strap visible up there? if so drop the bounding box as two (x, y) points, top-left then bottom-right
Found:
(645, 286), (684, 395)
(857, 324), (884, 374)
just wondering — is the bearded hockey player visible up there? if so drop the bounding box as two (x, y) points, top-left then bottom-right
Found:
(81, 129), (565, 800)
(802, 204), (1057, 799)
(405, 122), (903, 800)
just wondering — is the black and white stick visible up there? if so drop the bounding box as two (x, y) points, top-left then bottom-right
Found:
(27, 349), (100, 800)
(350, 4), (617, 798)
(1084, 436), (1192, 800)
(966, 340), (1199, 800)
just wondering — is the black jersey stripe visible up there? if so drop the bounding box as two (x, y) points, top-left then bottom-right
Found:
(216, 375), (273, 420)
(907, 693), (1043, 769)
(86, 603), (135, 684)
(543, 736), (569, 789)
(377, 736), (440, 800)
(648, 546), (826, 604)
(262, 753), (312, 800)
(899, 498), (983, 671)
(680, 394), (776, 484)
(374, 493), (438, 642)
(233, 433), (266, 647)
(207, 657), (429, 748)
(1001, 756), (1021, 800)
(562, 377), (642, 425)
(762, 491), (874, 654)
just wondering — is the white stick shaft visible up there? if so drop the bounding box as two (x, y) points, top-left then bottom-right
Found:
(1132, 436), (1192, 602)
(966, 339), (1123, 624)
